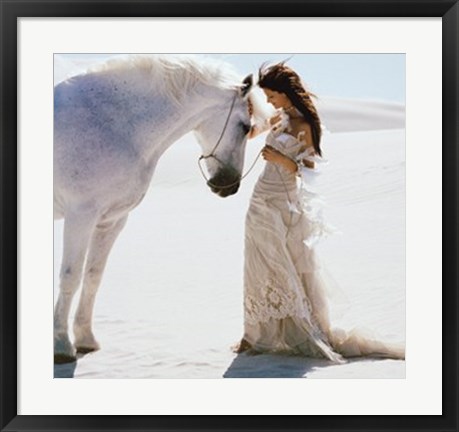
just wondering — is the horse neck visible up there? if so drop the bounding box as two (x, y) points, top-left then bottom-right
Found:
(141, 86), (223, 161)
(107, 67), (232, 162)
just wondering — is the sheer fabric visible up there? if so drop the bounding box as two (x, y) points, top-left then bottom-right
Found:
(242, 118), (405, 362)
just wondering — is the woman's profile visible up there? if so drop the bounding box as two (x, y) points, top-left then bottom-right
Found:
(235, 61), (405, 362)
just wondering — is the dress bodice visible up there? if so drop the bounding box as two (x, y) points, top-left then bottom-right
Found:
(259, 125), (316, 186)
(265, 109), (316, 158)
(252, 112), (322, 203)
(266, 130), (306, 157)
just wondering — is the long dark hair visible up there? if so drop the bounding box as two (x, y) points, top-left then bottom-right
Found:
(258, 61), (322, 157)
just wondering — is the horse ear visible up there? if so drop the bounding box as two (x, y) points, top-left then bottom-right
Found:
(240, 74), (253, 98)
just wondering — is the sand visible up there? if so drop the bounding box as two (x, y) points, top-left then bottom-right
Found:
(54, 119), (405, 379)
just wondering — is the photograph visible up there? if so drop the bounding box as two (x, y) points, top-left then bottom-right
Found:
(53, 53), (406, 379)
(2, 0), (456, 428)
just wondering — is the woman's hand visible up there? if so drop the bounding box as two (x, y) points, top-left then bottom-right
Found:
(261, 145), (282, 163)
(262, 145), (298, 173)
(269, 113), (282, 126)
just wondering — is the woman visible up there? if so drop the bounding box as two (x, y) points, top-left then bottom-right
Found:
(236, 62), (404, 362)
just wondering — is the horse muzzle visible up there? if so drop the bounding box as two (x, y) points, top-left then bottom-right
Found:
(207, 168), (241, 197)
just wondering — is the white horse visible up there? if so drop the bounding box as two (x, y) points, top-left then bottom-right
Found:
(54, 55), (255, 363)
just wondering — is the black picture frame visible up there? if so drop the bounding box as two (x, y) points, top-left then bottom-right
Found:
(1, 0), (457, 431)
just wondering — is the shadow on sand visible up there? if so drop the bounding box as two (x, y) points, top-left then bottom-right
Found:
(54, 352), (92, 378)
(54, 361), (77, 378)
(224, 352), (333, 378)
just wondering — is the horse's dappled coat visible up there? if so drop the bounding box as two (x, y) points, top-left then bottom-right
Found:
(53, 55), (257, 363)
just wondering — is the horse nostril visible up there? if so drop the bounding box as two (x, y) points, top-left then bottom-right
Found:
(207, 168), (241, 197)
(217, 182), (240, 197)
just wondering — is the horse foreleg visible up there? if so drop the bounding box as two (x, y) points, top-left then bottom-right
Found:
(54, 210), (98, 364)
(73, 216), (128, 354)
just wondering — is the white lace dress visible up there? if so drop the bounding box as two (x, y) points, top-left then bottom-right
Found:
(242, 121), (404, 362)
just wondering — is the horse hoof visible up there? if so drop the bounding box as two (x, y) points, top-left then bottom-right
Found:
(54, 353), (77, 364)
(54, 334), (76, 363)
(74, 332), (100, 354)
(76, 345), (99, 355)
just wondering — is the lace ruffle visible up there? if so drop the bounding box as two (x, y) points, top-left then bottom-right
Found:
(244, 274), (312, 325)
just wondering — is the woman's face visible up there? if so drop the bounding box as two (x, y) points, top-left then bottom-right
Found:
(262, 88), (291, 110)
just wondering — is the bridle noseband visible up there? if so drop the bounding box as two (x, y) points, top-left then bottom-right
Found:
(198, 91), (262, 190)
(198, 91), (238, 167)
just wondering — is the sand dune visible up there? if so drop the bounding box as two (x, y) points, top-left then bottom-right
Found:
(316, 97), (405, 132)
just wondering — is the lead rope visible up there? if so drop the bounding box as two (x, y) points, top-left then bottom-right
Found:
(273, 163), (295, 239)
(198, 91), (265, 189)
(198, 91), (262, 189)
(199, 92), (238, 165)
(271, 113), (297, 238)
(198, 148), (263, 189)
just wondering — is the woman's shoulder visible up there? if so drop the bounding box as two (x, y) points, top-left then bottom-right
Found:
(293, 120), (313, 145)
(296, 119), (312, 134)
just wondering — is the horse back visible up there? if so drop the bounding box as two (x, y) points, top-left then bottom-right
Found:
(54, 72), (153, 207)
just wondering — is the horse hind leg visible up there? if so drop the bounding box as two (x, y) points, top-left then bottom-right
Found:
(54, 209), (98, 364)
(73, 216), (128, 354)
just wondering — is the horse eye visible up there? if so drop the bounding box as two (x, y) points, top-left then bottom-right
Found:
(239, 121), (251, 135)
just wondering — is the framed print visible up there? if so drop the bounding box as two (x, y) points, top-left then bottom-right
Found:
(1, 0), (457, 431)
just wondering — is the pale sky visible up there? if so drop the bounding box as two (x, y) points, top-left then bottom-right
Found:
(57, 53), (405, 104)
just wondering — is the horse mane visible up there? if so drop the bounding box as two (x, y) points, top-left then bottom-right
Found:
(91, 54), (242, 104)
(248, 86), (276, 129)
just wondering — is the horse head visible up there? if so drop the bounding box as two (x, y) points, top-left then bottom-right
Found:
(194, 74), (254, 197)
